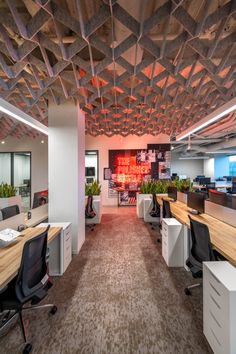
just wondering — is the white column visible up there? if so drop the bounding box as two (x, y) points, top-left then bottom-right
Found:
(48, 100), (85, 254)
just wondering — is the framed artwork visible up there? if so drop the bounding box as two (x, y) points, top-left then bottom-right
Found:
(104, 168), (112, 180)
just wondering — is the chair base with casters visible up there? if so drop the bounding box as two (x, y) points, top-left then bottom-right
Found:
(0, 279), (57, 354)
(86, 223), (96, 231)
(184, 282), (201, 296)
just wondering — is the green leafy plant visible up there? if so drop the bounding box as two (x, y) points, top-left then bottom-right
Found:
(140, 180), (171, 194)
(85, 181), (101, 196)
(139, 178), (193, 195)
(0, 183), (17, 198)
(172, 178), (193, 193)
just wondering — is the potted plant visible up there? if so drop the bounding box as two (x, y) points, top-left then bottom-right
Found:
(85, 181), (102, 223)
(0, 183), (22, 211)
(174, 179), (193, 203)
(137, 180), (169, 218)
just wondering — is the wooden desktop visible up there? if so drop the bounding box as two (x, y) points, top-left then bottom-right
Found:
(157, 197), (236, 267)
(0, 227), (61, 290)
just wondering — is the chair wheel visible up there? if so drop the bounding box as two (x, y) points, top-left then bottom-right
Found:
(23, 343), (32, 354)
(50, 306), (57, 315)
(151, 227), (155, 230)
(184, 288), (192, 296)
(157, 238), (161, 243)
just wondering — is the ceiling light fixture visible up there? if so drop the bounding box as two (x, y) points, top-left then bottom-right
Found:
(179, 156), (209, 160)
(1, 141), (5, 144)
(176, 97), (236, 141)
(0, 98), (48, 136)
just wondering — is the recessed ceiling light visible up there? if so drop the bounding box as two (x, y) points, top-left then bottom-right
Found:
(1, 141), (5, 144)
(41, 140), (45, 144)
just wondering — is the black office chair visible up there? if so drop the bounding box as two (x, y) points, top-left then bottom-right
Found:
(149, 194), (161, 230)
(158, 199), (172, 243)
(185, 216), (216, 296)
(0, 226), (57, 354)
(85, 195), (96, 231)
(162, 199), (172, 218)
(1, 204), (20, 220)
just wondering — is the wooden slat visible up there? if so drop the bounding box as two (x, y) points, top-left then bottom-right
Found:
(0, 227), (61, 289)
(157, 197), (236, 266)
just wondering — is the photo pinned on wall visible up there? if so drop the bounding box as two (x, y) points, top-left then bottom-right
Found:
(104, 168), (112, 180)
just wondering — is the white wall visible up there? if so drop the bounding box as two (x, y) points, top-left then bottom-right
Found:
(0, 137), (48, 204)
(171, 158), (204, 179)
(203, 158), (215, 178)
(86, 134), (170, 206)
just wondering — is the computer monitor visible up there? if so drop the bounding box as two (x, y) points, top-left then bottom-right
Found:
(209, 190), (227, 207)
(85, 167), (95, 177)
(195, 175), (205, 182)
(33, 190), (48, 209)
(187, 192), (205, 214)
(168, 186), (177, 201)
(199, 177), (211, 185)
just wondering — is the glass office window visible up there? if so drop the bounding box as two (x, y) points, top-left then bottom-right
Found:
(0, 152), (31, 210)
(229, 156), (236, 176)
(0, 153), (11, 184)
(85, 150), (99, 183)
(13, 153), (31, 210)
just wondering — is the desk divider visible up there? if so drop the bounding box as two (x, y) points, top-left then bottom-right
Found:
(205, 200), (236, 228)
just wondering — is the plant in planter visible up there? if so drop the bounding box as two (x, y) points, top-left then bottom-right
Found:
(172, 179), (193, 193)
(85, 181), (101, 196)
(0, 183), (17, 198)
(0, 183), (22, 211)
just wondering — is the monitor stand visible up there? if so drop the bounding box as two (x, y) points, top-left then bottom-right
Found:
(190, 209), (199, 215)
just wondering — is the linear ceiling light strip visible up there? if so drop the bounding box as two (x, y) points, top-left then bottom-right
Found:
(0, 98), (48, 135)
(176, 97), (236, 141)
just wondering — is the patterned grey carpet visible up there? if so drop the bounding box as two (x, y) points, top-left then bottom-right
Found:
(0, 207), (212, 354)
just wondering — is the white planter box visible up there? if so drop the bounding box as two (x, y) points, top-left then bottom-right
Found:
(136, 193), (152, 218)
(144, 197), (160, 223)
(136, 193), (168, 218)
(85, 195), (102, 224)
(177, 191), (188, 204)
(0, 195), (23, 212)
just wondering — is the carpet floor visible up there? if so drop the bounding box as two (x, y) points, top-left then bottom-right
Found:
(0, 207), (212, 354)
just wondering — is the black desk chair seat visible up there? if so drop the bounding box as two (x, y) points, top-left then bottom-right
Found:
(185, 216), (218, 296)
(0, 226), (57, 354)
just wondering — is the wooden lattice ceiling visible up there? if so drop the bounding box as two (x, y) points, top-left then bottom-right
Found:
(0, 0), (236, 138)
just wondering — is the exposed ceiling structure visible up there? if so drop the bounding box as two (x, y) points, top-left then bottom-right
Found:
(0, 0), (236, 144)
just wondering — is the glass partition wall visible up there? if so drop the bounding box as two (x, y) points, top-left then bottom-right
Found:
(0, 152), (31, 210)
(85, 150), (99, 183)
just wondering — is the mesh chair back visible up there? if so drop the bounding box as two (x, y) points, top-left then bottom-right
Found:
(1, 205), (20, 220)
(85, 195), (96, 219)
(149, 194), (160, 218)
(189, 216), (215, 263)
(163, 199), (172, 218)
(15, 225), (50, 301)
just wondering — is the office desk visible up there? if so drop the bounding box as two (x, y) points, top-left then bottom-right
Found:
(157, 197), (236, 266)
(193, 183), (232, 190)
(0, 227), (61, 290)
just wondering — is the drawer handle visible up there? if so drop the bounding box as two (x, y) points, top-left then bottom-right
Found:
(210, 310), (222, 329)
(209, 282), (221, 297)
(210, 328), (222, 347)
(210, 294), (221, 310)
